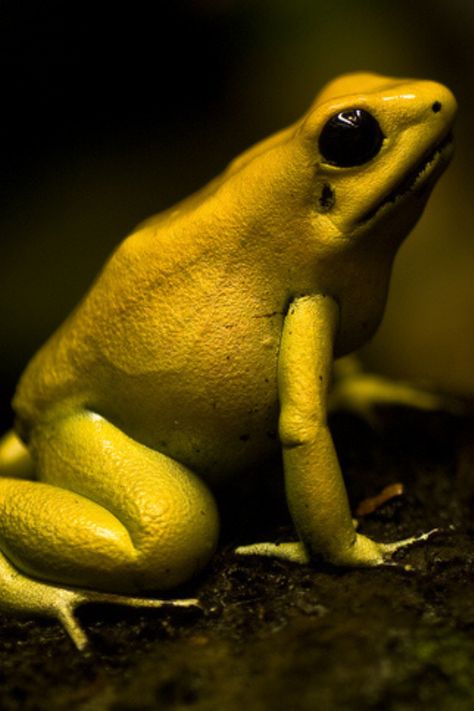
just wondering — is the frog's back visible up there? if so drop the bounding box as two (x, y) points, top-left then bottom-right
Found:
(14, 214), (230, 429)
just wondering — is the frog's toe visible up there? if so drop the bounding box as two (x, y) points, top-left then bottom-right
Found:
(235, 541), (310, 564)
(56, 592), (202, 652)
(379, 527), (443, 559)
(63, 590), (202, 651)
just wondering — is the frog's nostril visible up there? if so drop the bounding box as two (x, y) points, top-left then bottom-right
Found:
(432, 101), (442, 113)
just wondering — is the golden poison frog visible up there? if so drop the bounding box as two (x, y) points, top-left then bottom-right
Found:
(0, 73), (456, 649)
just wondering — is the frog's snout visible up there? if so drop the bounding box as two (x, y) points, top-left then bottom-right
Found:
(423, 81), (457, 127)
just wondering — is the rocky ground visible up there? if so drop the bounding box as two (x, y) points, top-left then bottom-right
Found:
(0, 401), (473, 710)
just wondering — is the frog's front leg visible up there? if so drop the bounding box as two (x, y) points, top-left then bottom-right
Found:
(276, 294), (377, 566)
(237, 294), (425, 567)
(0, 412), (219, 648)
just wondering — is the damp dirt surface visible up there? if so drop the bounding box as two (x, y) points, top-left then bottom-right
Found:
(1, 401), (474, 710)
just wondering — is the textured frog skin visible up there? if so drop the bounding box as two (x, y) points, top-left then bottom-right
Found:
(0, 72), (456, 647)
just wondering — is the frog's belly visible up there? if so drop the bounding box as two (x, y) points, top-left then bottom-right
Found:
(107, 372), (280, 483)
(94, 315), (283, 482)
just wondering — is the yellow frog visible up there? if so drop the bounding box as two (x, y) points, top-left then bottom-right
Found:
(0, 72), (456, 649)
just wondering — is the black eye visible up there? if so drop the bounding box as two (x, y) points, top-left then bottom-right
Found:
(319, 109), (384, 167)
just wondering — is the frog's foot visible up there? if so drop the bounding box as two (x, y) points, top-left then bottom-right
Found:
(328, 528), (445, 569)
(235, 529), (441, 569)
(0, 552), (200, 652)
(235, 541), (310, 564)
(329, 370), (466, 429)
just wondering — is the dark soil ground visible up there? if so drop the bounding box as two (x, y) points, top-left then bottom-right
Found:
(0, 401), (473, 710)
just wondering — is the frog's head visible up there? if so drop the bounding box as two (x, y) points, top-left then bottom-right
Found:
(299, 72), (456, 247)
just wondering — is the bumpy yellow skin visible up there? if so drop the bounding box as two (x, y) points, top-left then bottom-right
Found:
(0, 73), (456, 646)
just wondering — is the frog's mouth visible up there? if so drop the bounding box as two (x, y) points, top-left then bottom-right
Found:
(359, 131), (454, 223)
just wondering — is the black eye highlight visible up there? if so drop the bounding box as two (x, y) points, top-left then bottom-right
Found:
(319, 109), (384, 168)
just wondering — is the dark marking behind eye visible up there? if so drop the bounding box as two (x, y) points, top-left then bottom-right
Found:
(319, 183), (335, 212)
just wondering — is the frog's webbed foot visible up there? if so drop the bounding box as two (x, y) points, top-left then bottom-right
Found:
(0, 552), (200, 652)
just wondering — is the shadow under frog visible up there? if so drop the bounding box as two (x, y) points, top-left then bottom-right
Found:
(0, 72), (456, 649)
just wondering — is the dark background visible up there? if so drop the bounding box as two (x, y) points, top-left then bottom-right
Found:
(1, 0), (473, 434)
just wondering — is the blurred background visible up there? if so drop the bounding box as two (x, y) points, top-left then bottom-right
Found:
(0, 0), (473, 433)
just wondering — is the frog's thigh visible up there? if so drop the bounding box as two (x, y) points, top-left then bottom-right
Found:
(0, 411), (219, 593)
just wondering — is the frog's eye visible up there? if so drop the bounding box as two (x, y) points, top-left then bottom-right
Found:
(319, 109), (384, 167)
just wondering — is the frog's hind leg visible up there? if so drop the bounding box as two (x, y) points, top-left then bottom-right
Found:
(0, 410), (219, 647)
